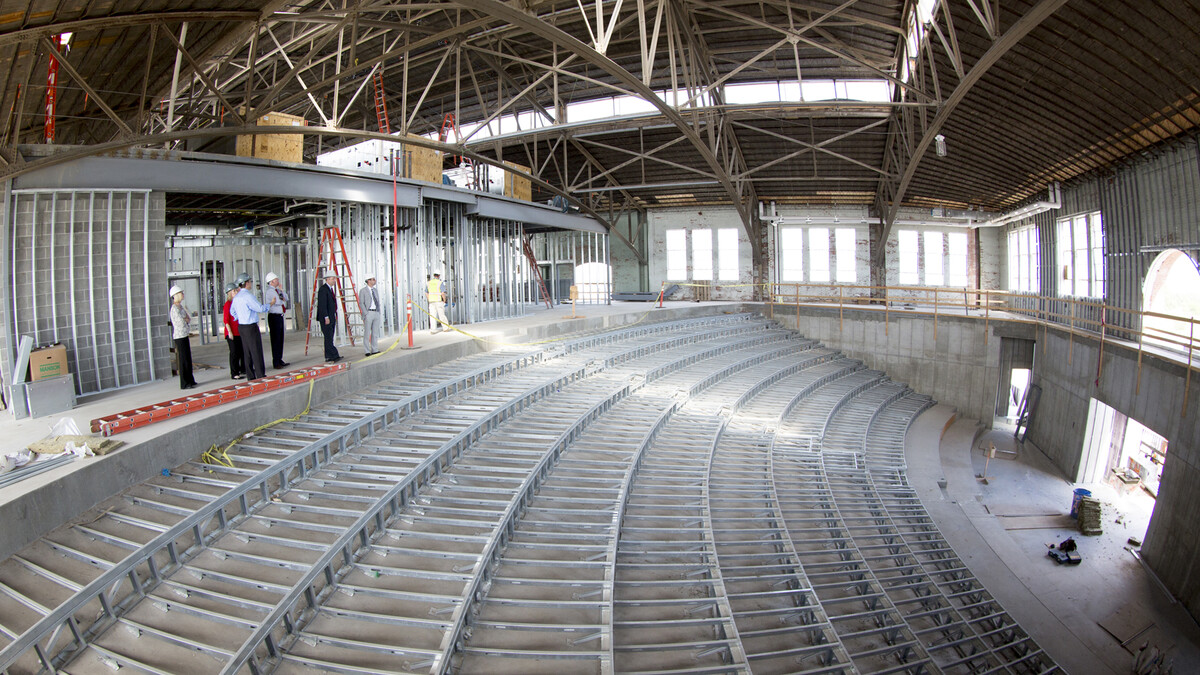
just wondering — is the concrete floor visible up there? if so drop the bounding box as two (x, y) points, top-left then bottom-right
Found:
(907, 405), (1200, 674)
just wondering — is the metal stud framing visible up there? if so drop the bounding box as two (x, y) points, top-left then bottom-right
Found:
(0, 312), (1057, 675)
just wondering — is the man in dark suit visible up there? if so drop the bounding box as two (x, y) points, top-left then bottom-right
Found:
(317, 270), (342, 362)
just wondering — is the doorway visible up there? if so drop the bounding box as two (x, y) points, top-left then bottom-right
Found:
(995, 337), (1036, 422)
(1006, 368), (1031, 419)
(1079, 397), (1168, 496)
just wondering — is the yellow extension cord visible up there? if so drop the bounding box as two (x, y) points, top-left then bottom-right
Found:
(200, 319), (411, 469)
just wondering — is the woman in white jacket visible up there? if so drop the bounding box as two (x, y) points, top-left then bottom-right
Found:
(169, 285), (198, 390)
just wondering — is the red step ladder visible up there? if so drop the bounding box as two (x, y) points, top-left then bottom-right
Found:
(373, 67), (391, 134)
(306, 227), (365, 355)
(90, 362), (350, 436)
(522, 232), (553, 309)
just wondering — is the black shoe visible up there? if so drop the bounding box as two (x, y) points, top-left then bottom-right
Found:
(232, 374), (245, 380)
(275, 362), (290, 368)
(182, 383), (197, 390)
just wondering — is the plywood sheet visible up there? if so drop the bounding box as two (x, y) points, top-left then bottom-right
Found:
(503, 161), (532, 201)
(236, 112), (306, 163)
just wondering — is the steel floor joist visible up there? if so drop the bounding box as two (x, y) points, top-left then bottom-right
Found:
(0, 314), (1057, 675)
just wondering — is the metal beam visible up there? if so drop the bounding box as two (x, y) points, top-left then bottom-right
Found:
(453, 0), (754, 239)
(158, 24), (245, 126)
(875, 0), (1070, 262)
(0, 11), (258, 48)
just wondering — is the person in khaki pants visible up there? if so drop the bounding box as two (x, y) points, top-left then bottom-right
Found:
(426, 272), (450, 333)
(359, 275), (384, 355)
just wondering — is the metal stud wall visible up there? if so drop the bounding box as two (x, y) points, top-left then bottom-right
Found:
(166, 231), (308, 347)
(4, 189), (169, 396)
(461, 218), (530, 324)
(528, 229), (612, 305)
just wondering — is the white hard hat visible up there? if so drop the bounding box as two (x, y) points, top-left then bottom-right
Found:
(365, 274), (376, 281)
(168, 285), (183, 298)
(265, 272), (278, 284)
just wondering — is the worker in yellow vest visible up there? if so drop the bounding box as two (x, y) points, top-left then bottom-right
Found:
(427, 272), (450, 334)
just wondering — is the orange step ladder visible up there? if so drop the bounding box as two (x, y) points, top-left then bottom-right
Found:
(305, 227), (365, 355)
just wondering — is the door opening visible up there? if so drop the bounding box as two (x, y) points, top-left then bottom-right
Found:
(1006, 368), (1031, 419)
(1080, 397), (1168, 497)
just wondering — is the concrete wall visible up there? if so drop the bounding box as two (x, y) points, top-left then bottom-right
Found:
(1025, 324), (1200, 619)
(771, 304), (1001, 423)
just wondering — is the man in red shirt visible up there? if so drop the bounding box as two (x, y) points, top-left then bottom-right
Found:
(222, 282), (245, 379)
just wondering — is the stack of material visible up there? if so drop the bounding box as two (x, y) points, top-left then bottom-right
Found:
(1078, 496), (1103, 535)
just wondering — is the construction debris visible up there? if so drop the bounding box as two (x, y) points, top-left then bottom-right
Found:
(1078, 496), (1103, 535)
(28, 435), (123, 456)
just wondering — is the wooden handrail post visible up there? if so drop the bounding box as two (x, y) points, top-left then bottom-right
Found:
(1095, 303), (1106, 387)
(1068, 300), (1075, 366)
(884, 285), (890, 337)
(1184, 319), (1195, 419)
(838, 284), (843, 333)
(933, 288), (939, 341)
(984, 289), (990, 346)
(794, 282), (800, 331)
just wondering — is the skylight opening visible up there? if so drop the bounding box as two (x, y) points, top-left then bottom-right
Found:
(902, 0), (939, 83)
(800, 79), (891, 102)
(725, 82), (782, 105)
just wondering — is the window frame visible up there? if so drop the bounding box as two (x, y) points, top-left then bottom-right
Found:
(1056, 211), (1104, 298)
(808, 227), (831, 283)
(779, 227), (804, 282)
(898, 230), (920, 285)
(691, 228), (714, 281)
(717, 228), (739, 281)
(834, 228), (856, 283)
(665, 228), (687, 281)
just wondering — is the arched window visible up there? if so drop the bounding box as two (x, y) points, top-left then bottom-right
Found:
(1142, 249), (1200, 352)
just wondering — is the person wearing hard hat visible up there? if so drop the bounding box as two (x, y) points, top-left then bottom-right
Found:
(316, 269), (342, 362)
(222, 282), (245, 380)
(427, 272), (450, 334)
(263, 272), (291, 369)
(168, 285), (198, 390)
(359, 275), (383, 355)
(230, 272), (274, 380)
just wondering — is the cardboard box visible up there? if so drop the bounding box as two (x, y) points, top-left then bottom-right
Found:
(29, 344), (69, 382)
